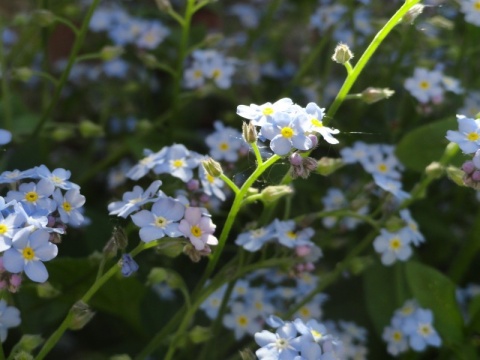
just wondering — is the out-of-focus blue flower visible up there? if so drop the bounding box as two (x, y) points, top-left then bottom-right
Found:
(0, 129), (12, 145)
(273, 220), (315, 248)
(402, 309), (442, 351)
(404, 67), (444, 104)
(136, 20), (170, 49)
(127, 148), (168, 181)
(205, 121), (246, 162)
(154, 144), (200, 182)
(223, 302), (262, 340)
(235, 224), (275, 252)
(0, 300), (21, 342)
(103, 58), (129, 78)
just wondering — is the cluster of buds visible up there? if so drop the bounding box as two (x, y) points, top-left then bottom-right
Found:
(289, 152), (318, 179)
(461, 150), (480, 190)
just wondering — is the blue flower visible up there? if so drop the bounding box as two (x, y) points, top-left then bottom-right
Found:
(255, 321), (301, 359)
(136, 20), (169, 49)
(0, 129), (12, 145)
(273, 220), (315, 249)
(260, 112), (313, 156)
(108, 180), (162, 218)
(3, 228), (58, 283)
(446, 115), (480, 154)
(35, 165), (80, 190)
(154, 144), (200, 182)
(126, 148), (168, 181)
(235, 224), (275, 252)
(237, 98), (294, 127)
(373, 228), (412, 266)
(120, 254), (139, 277)
(131, 196), (185, 242)
(0, 300), (21, 342)
(402, 309), (441, 351)
(52, 188), (86, 227)
(6, 179), (56, 213)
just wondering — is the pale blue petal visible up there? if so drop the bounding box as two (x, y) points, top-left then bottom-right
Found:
(271, 136), (292, 155)
(25, 261), (49, 283)
(3, 249), (24, 273)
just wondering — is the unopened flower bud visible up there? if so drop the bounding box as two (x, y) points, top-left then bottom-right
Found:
(155, 0), (172, 11)
(401, 4), (425, 24)
(472, 170), (480, 182)
(100, 46), (124, 61)
(12, 67), (34, 82)
(385, 216), (405, 232)
(317, 157), (343, 176)
(290, 156), (318, 179)
(103, 226), (128, 257)
(239, 349), (256, 360)
(202, 158), (223, 178)
(308, 134), (318, 149)
(446, 166), (465, 187)
(242, 122), (257, 143)
(189, 326), (212, 344)
(462, 161), (475, 174)
(33, 10), (56, 27)
(203, 33), (224, 47)
(425, 161), (444, 179)
(289, 152), (303, 166)
(14, 335), (44, 354)
(155, 238), (184, 258)
(187, 179), (200, 191)
(183, 243), (209, 262)
(331, 43), (353, 64)
(52, 127), (75, 142)
(36, 282), (60, 298)
(261, 185), (293, 204)
(138, 52), (160, 69)
(79, 120), (104, 138)
(295, 245), (312, 257)
(361, 87), (395, 104)
(69, 300), (95, 330)
(12, 350), (33, 360)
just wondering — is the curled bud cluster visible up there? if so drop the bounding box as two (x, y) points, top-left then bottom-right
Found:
(289, 153), (318, 179)
(460, 149), (480, 189)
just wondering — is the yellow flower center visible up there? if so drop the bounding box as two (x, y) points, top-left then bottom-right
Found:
(262, 107), (274, 116)
(311, 330), (322, 339)
(140, 156), (153, 165)
(206, 174), (215, 184)
(311, 118), (323, 128)
(0, 224), (7, 235)
(475, 1), (480, 11)
(52, 175), (62, 184)
(286, 231), (297, 239)
(25, 191), (39, 203)
(194, 70), (202, 79)
(22, 246), (35, 261)
(467, 132), (479, 141)
(300, 307), (311, 317)
(191, 225), (202, 237)
(212, 69), (221, 79)
(378, 163), (388, 172)
(144, 32), (156, 44)
(237, 315), (248, 327)
(419, 81), (430, 90)
(172, 159), (184, 168)
(155, 216), (167, 228)
(390, 237), (401, 250)
(219, 142), (229, 151)
(393, 331), (403, 342)
(419, 324), (432, 336)
(62, 202), (72, 213)
(281, 127), (294, 138)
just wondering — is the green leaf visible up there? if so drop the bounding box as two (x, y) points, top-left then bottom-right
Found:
(405, 261), (464, 345)
(363, 261), (409, 337)
(396, 117), (464, 172)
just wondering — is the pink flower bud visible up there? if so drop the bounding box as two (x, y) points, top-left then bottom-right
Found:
(462, 161), (475, 174)
(295, 245), (312, 257)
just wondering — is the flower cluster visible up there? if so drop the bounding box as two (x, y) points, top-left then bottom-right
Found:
(404, 67), (462, 104)
(0, 165), (85, 284)
(183, 50), (238, 89)
(237, 98), (339, 156)
(89, 6), (170, 50)
(340, 141), (409, 201)
(205, 121), (248, 162)
(459, 0), (480, 26)
(108, 180), (218, 260)
(254, 315), (367, 360)
(321, 187), (369, 230)
(382, 300), (441, 356)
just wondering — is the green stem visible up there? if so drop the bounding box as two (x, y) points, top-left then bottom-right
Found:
(31, 0), (101, 137)
(54, 15), (79, 35)
(34, 241), (157, 360)
(324, 0), (421, 125)
(0, 23), (12, 131)
(219, 173), (240, 194)
(251, 142), (264, 166)
(30, 70), (59, 86)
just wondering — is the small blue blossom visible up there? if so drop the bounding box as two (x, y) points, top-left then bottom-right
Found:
(103, 58), (129, 78)
(373, 228), (412, 266)
(223, 302), (262, 340)
(402, 309), (442, 351)
(35, 165), (80, 190)
(399, 209), (425, 246)
(0, 300), (21, 342)
(200, 284), (227, 320)
(154, 144), (201, 183)
(0, 210), (27, 252)
(3, 228), (58, 283)
(205, 121), (246, 162)
(126, 147), (168, 181)
(0, 129), (12, 145)
(235, 224), (275, 252)
(260, 112), (313, 156)
(108, 180), (162, 218)
(255, 321), (301, 359)
(198, 164), (226, 201)
(120, 254), (139, 277)
(237, 98), (294, 127)
(6, 179), (56, 213)
(373, 174), (411, 202)
(52, 188), (86, 227)
(404, 67), (444, 104)
(136, 20), (169, 49)
(446, 115), (480, 154)
(131, 196), (185, 242)
(273, 220), (315, 249)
